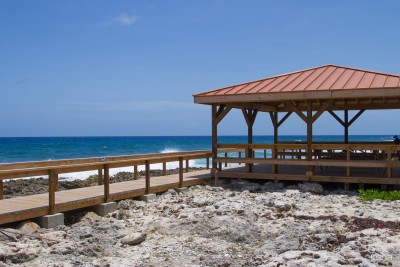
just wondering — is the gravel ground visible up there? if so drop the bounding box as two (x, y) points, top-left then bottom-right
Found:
(1, 179), (400, 266)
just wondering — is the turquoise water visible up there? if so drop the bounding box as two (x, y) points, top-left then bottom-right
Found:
(0, 135), (393, 164)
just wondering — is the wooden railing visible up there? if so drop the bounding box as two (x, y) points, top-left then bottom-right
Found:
(215, 143), (400, 184)
(0, 150), (213, 212)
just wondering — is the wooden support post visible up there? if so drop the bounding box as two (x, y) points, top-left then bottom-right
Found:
(186, 159), (189, 172)
(248, 122), (253, 173)
(270, 111), (279, 174)
(306, 100), (313, 173)
(162, 162), (167, 176)
(214, 170), (219, 187)
(98, 168), (103, 185)
(206, 157), (210, 169)
(179, 157), (184, 188)
(218, 162), (222, 171)
(344, 183), (350, 191)
(48, 169), (57, 215)
(264, 149), (267, 159)
(104, 164), (110, 203)
(145, 160), (150, 194)
(134, 165), (139, 180)
(0, 180), (3, 200)
(344, 110), (349, 144)
(212, 105), (218, 174)
(242, 108), (258, 173)
(224, 153), (228, 167)
(238, 151), (242, 165)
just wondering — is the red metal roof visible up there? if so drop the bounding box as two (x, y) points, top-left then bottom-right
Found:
(194, 65), (400, 97)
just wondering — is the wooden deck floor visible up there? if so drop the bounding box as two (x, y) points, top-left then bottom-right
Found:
(0, 170), (211, 225)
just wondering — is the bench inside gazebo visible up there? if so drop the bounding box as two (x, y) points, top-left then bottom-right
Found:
(193, 64), (400, 189)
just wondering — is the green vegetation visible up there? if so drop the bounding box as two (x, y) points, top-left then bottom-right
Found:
(359, 189), (400, 201)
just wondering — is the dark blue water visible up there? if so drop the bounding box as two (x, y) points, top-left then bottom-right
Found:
(0, 135), (393, 163)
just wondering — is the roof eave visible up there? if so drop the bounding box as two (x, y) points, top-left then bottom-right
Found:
(193, 87), (400, 105)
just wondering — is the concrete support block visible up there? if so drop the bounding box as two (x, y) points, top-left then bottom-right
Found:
(37, 213), (64, 229)
(137, 194), (156, 202)
(176, 187), (188, 193)
(92, 202), (117, 216)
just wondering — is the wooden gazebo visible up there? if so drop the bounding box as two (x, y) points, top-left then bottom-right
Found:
(193, 65), (400, 187)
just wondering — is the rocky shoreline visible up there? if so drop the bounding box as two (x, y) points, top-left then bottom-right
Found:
(1, 177), (400, 266)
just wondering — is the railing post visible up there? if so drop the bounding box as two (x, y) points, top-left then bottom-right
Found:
(179, 157), (184, 188)
(0, 180), (3, 200)
(387, 150), (392, 178)
(272, 145), (277, 174)
(245, 145), (249, 172)
(224, 153), (228, 167)
(206, 157), (210, 169)
(238, 151), (242, 165)
(264, 149), (266, 159)
(162, 162), (167, 176)
(48, 169), (57, 215)
(98, 168), (103, 185)
(104, 164), (110, 202)
(134, 165), (139, 180)
(214, 169), (219, 187)
(186, 159), (189, 172)
(145, 160), (150, 194)
(346, 149), (351, 176)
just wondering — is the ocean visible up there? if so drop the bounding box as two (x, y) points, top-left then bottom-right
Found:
(0, 135), (394, 180)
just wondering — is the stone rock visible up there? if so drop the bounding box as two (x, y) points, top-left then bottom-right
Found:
(166, 189), (177, 195)
(17, 221), (40, 235)
(298, 182), (323, 194)
(121, 232), (147, 246)
(80, 211), (101, 222)
(273, 200), (292, 212)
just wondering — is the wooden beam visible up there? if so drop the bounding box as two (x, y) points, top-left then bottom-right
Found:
(277, 111), (292, 128)
(286, 101), (307, 123)
(329, 110), (345, 127)
(269, 111), (277, 127)
(242, 108), (252, 126)
(312, 100), (332, 123)
(226, 103), (277, 112)
(348, 109), (365, 126)
(216, 105), (232, 124)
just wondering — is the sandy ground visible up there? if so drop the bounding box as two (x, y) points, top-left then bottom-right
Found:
(1, 178), (400, 266)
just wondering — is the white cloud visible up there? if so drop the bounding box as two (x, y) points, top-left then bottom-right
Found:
(108, 13), (138, 26)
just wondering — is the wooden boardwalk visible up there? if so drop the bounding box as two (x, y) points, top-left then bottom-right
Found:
(0, 170), (211, 225)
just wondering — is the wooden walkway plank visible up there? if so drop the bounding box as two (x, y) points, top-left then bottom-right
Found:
(0, 169), (211, 225)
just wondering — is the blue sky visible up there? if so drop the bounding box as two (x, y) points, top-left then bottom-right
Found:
(1, 1), (400, 137)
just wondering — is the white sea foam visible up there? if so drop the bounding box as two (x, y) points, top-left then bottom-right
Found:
(160, 148), (180, 153)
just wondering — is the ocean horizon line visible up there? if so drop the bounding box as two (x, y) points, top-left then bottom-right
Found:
(0, 134), (394, 138)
